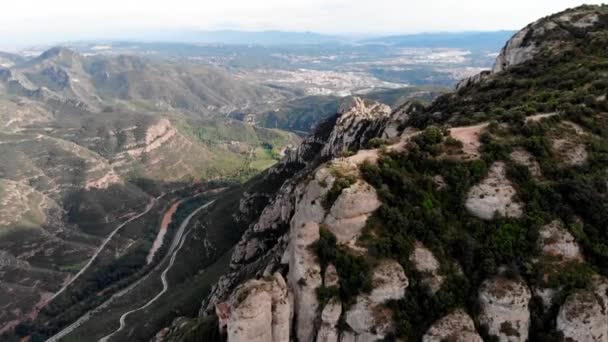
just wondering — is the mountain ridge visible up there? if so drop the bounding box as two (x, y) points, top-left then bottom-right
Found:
(147, 4), (608, 342)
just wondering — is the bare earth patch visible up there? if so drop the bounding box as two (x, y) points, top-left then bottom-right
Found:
(449, 123), (488, 158)
(526, 112), (557, 122)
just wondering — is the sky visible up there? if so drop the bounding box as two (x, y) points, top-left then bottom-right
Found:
(0, 0), (604, 49)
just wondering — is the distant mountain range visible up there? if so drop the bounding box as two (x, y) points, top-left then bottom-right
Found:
(165, 29), (517, 49)
(362, 30), (517, 50)
(7, 30), (516, 50)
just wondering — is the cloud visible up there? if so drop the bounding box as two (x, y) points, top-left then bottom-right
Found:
(0, 0), (602, 49)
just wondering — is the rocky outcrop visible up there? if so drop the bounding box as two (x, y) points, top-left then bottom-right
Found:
(321, 97), (391, 157)
(455, 71), (491, 91)
(510, 149), (542, 178)
(324, 178), (381, 246)
(494, 7), (602, 74)
(457, 6), (605, 90)
(557, 290), (608, 342)
(287, 166), (331, 342)
(122, 118), (177, 158)
(344, 260), (408, 341)
(465, 162), (523, 220)
(317, 265), (341, 342)
(478, 276), (532, 342)
(222, 273), (292, 342)
(199, 98), (405, 324)
(539, 220), (583, 263)
(492, 27), (539, 74)
(423, 310), (483, 342)
(551, 138), (588, 166)
(409, 242), (444, 293)
(317, 298), (342, 342)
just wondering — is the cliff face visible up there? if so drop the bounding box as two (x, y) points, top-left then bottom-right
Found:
(457, 4), (607, 90)
(154, 96), (414, 341)
(157, 5), (608, 342)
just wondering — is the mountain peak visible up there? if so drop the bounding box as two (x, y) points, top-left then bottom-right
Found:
(39, 47), (77, 60)
(493, 4), (607, 73)
(34, 47), (82, 68)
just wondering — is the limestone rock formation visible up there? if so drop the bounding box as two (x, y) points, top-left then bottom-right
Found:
(551, 138), (588, 166)
(494, 7), (600, 74)
(423, 310), (483, 342)
(478, 276), (532, 342)
(539, 220), (583, 263)
(457, 6), (604, 90)
(317, 298), (342, 342)
(465, 162), (523, 220)
(344, 260), (408, 341)
(510, 149), (542, 178)
(557, 290), (608, 342)
(409, 242), (444, 293)
(286, 163), (341, 341)
(222, 273), (292, 342)
(492, 27), (539, 74)
(324, 180), (381, 246)
(322, 97), (392, 157)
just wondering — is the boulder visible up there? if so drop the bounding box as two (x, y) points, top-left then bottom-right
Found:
(423, 310), (483, 342)
(551, 138), (587, 166)
(539, 220), (583, 263)
(225, 273), (292, 342)
(409, 241), (444, 293)
(465, 162), (523, 220)
(344, 260), (408, 341)
(324, 264), (339, 288)
(557, 290), (608, 342)
(510, 149), (542, 178)
(478, 276), (532, 342)
(317, 298), (342, 342)
(324, 180), (381, 246)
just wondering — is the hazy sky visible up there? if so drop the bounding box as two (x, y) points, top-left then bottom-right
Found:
(0, 0), (603, 48)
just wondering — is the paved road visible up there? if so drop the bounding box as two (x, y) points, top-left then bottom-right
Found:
(47, 193), (166, 304)
(99, 200), (214, 342)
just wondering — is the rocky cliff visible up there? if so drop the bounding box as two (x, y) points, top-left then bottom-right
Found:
(156, 5), (608, 342)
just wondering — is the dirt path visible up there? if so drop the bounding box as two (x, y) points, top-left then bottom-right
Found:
(449, 123), (489, 157)
(526, 112), (557, 122)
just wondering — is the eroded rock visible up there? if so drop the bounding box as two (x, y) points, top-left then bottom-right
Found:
(539, 220), (583, 263)
(409, 241), (444, 293)
(557, 290), (608, 342)
(465, 162), (523, 220)
(478, 276), (532, 342)
(224, 273), (292, 342)
(324, 180), (380, 246)
(344, 260), (408, 341)
(423, 310), (483, 342)
(317, 297), (342, 342)
(287, 167), (334, 342)
(551, 138), (587, 166)
(510, 149), (542, 178)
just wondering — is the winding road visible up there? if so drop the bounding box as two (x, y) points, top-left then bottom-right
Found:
(47, 193), (166, 304)
(99, 200), (214, 342)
